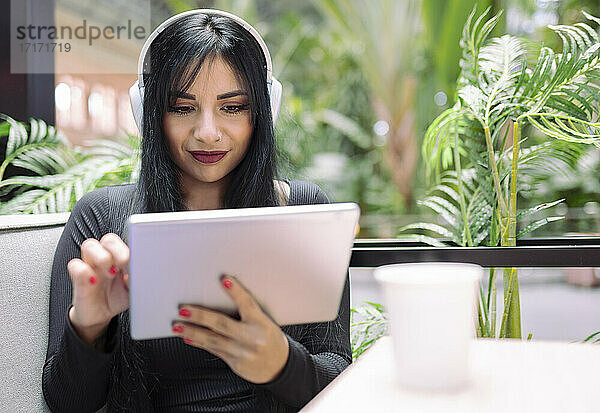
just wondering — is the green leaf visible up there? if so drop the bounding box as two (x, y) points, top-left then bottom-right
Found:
(0, 121), (10, 137)
(583, 11), (600, 27)
(418, 195), (461, 228)
(0, 190), (47, 214)
(0, 114), (71, 180)
(458, 85), (487, 123)
(517, 216), (564, 238)
(0, 174), (74, 190)
(350, 301), (387, 360)
(393, 234), (449, 247)
(0, 157), (126, 214)
(0, 114), (140, 215)
(516, 199), (564, 221)
(583, 330), (600, 343)
(398, 222), (456, 239)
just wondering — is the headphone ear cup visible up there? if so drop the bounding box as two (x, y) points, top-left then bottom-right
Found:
(269, 77), (282, 126)
(129, 81), (144, 133)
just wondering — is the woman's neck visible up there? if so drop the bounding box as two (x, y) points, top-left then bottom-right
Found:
(180, 176), (229, 211)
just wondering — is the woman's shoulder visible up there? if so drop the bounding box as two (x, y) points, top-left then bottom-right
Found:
(69, 184), (137, 234)
(285, 179), (330, 206)
(73, 184), (136, 212)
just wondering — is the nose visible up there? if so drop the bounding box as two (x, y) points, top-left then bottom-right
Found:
(192, 110), (220, 143)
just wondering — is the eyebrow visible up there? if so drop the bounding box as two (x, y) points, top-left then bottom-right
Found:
(171, 91), (195, 100)
(217, 90), (248, 100)
(169, 90), (248, 100)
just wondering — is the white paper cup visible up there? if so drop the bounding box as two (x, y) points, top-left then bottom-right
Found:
(374, 262), (482, 391)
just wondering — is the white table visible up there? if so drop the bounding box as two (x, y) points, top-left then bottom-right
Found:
(302, 336), (600, 412)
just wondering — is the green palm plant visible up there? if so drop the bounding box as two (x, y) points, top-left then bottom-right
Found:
(0, 114), (140, 214)
(409, 8), (600, 338)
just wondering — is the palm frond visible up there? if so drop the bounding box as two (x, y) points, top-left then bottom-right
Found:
(0, 115), (141, 214)
(0, 115), (71, 180)
(11, 146), (81, 177)
(517, 216), (564, 238)
(516, 199), (564, 221)
(479, 34), (528, 125)
(422, 106), (464, 182)
(458, 86), (487, 125)
(400, 167), (494, 246)
(518, 18), (600, 144)
(350, 301), (387, 359)
(457, 6), (502, 89)
(398, 222), (456, 240)
(468, 190), (493, 244)
(0, 157), (125, 213)
(517, 140), (586, 180)
(0, 189), (47, 214)
(525, 114), (600, 146)
(418, 195), (461, 229)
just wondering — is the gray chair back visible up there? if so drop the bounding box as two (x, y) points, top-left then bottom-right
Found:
(0, 213), (69, 413)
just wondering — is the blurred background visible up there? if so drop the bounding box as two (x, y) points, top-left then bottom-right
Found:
(1, 0), (599, 340)
(0, 0), (600, 238)
(3, 0), (599, 237)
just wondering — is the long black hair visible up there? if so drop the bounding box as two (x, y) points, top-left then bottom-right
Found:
(107, 12), (283, 412)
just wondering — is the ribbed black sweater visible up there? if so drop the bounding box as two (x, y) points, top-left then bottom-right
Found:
(42, 180), (351, 412)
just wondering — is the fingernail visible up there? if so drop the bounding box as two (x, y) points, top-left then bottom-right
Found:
(179, 308), (191, 318)
(222, 278), (233, 290)
(89, 276), (97, 285)
(109, 266), (118, 275)
(183, 338), (193, 344)
(172, 324), (183, 333)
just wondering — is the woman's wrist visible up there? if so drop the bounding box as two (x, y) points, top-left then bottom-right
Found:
(68, 306), (111, 348)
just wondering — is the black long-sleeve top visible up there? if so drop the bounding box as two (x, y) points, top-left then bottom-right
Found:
(42, 180), (351, 412)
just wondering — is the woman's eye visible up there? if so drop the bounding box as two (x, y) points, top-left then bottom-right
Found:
(168, 106), (194, 115)
(221, 104), (250, 114)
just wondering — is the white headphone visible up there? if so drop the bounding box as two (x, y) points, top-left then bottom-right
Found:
(128, 9), (283, 133)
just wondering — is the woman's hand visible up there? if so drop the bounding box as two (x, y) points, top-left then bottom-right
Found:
(172, 275), (290, 384)
(67, 233), (131, 346)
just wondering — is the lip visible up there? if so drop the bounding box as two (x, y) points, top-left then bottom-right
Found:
(189, 151), (228, 164)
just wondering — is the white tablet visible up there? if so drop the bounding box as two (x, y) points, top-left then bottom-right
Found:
(127, 202), (360, 340)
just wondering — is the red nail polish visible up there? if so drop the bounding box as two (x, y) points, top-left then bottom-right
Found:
(222, 278), (233, 289)
(184, 338), (193, 344)
(179, 308), (191, 318)
(172, 325), (183, 333)
(89, 276), (97, 285)
(109, 266), (118, 275)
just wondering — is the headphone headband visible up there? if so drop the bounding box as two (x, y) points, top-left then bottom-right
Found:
(136, 9), (273, 89)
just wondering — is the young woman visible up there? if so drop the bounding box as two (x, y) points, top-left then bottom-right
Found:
(42, 9), (351, 413)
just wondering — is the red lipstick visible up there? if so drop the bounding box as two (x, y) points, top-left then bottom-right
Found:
(189, 151), (228, 164)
